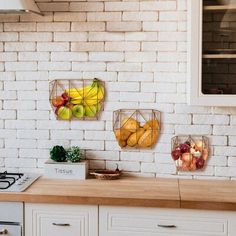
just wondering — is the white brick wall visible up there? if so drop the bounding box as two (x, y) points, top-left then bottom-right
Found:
(0, 0), (234, 179)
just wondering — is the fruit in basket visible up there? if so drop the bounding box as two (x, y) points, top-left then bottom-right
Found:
(138, 129), (159, 148)
(66, 103), (74, 109)
(196, 157), (205, 169)
(115, 128), (131, 141)
(67, 79), (105, 106)
(61, 92), (69, 104)
(189, 157), (197, 171)
(57, 106), (72, 120)
(180, 162), (190, 171)
(190, 147), (195, 154)
(143, 119), (159, 130)
(171, 148), (181, 161)
(118, 140), (127, 148)
(66, 80), (97, 99)
(202, 148), (209, 160)
(185, 141), (191, 146)
(180, 143), (190, 153)
(84, 83), (105, 106)
(72, 104), (85, 119)
(181, 153), (192, 164)
(95, 103), (102, 112)
(121, 117), (140, 132)
(127, 128), (145, 147)
(85, 105), (97, 117)
(192, 150), (201, 158)
(70, 98), (83, 105)
(52, 96), (65, 107)
(195, 140), (204, 151)
(172, 136), (208, 172)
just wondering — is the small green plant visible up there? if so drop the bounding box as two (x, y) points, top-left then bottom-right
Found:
(50, 145), (67, 162)
(66, 146), (83, 163)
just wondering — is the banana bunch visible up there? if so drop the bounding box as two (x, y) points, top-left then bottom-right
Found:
(65, 79), (105, 106)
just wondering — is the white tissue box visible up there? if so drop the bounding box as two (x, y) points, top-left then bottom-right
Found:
(44, 160), (88, 180)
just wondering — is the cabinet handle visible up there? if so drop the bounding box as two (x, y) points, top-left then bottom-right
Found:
(157, 224), (176, 228)
(0, 229), (8, 234)
(52, 223), (70, 227)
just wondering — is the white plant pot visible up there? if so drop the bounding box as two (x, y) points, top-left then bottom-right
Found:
(44, 160), (88, 180)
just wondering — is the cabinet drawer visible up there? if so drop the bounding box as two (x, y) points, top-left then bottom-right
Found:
(100, 206), (228, 236)
(39, 215), (88, 236)
(0, 224), (21, 236)
(25, 203), (98, 236)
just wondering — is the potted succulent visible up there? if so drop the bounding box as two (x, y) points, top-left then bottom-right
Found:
(44, 146), (88, 180)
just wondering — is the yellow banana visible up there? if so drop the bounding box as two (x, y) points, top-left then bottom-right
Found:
(84, 84), (105, 106)
(83, 99), (98, 106)
(66, 84), (93, 99)
(70, 99), (83, 105)
(85, 83), (99, 99)
(91, 83), (105, 100)
(67, 79), (105, 105)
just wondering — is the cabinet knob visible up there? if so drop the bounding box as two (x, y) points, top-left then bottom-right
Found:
(0, 229), (8, 235)
(52, 223), (70, 227)
(157, 224), (176, 228)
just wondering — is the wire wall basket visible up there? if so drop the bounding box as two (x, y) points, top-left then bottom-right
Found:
(171, 135), (209, 171)
(113, 109), (161, 149)
(49, 79), (105, 120)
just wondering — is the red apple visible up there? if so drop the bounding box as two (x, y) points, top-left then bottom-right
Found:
(171, 149), (181, 161)
(61, 92), (69, 104)
(180, 143), (190, 153)
(196, 157), (205, 169)
(52, 96), (64, 107)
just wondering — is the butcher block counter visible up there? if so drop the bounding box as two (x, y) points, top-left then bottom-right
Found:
(1, 177), (236, 211)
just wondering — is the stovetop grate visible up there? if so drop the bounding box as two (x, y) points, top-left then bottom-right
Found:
(0, 172), (24, 190)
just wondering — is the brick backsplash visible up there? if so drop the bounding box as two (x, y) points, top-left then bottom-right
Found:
(0, 0), (233, 179)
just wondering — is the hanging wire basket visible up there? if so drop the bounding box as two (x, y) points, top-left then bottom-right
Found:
(49, 79), (105, 120)
(113, 109), (161, 149)
(171, 135), (209, 171)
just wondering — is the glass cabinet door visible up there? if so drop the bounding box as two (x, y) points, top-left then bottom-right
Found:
(202, 0), (236, 95)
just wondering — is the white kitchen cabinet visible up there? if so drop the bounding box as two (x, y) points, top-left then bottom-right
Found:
(189, 0), (236, 106)
(99, 206), (236, 236)
(25, 203), (98, 236)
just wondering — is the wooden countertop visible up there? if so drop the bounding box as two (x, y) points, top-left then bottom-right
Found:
(0, 177), (180, 208)
(1, 177), (236, 211)
(179, 179), (236, 211)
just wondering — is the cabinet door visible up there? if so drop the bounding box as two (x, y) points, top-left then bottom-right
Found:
(189, 0), (236, 106)
(100, 206), (230, 236)
(25, 203), (98, 236)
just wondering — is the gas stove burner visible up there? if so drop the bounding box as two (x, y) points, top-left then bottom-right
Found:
(0, 172), (24, 190)
(0, 172), (40, 192)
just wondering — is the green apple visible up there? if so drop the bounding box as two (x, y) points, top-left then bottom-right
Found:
(57, 106), (72, 120)
(72, 104), (85, 119)
(85, 105), (97, 117)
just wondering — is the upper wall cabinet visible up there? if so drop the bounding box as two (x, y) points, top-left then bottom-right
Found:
(189, 0), (236, 106)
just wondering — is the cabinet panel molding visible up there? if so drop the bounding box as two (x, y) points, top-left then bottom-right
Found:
(99, 206), (236, 236)
(25, 203), (98, 236)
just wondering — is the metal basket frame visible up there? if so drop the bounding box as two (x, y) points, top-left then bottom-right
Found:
(49, 79), (105, 121)
(113, 109), (161, 149)
(171, 135), (209, 172)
